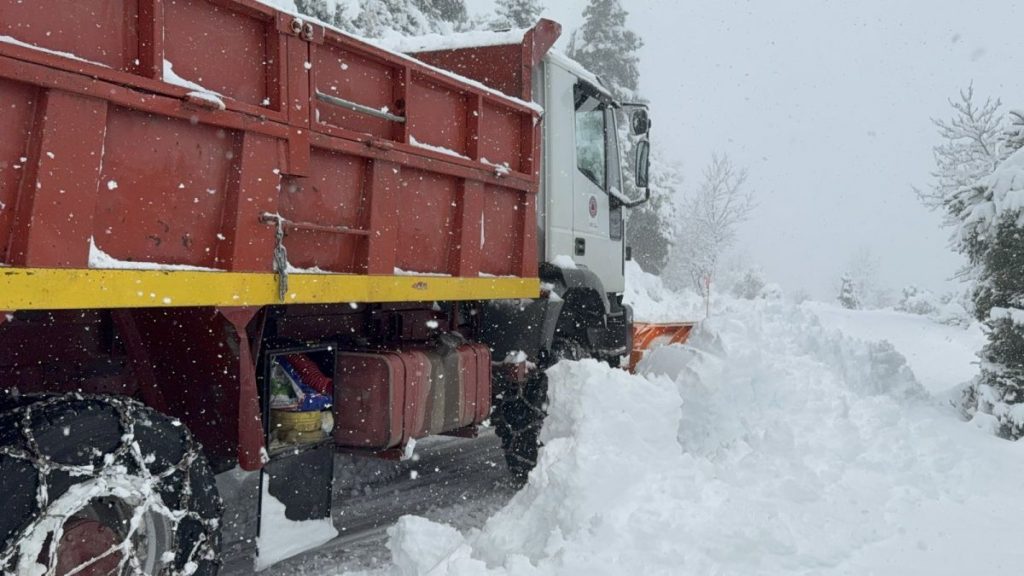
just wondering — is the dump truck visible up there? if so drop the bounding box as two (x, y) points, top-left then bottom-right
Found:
(0, 1), (681, 573)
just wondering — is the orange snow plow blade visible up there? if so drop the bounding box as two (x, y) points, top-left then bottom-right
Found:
(629, 322), (698, 373)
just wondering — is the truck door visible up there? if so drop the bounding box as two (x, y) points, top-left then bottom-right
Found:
(572, 84), (625, 293)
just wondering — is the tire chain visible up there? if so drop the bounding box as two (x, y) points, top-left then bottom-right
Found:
(493, 372), (549, 479)
(0, 393), (222, 575)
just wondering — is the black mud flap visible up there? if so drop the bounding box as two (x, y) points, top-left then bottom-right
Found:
(261, 442), (334, 522)
(255, 441), (335, 570)
(600, 303), (633, 356)
(481, 297), (564, 361)
(216, 468), (261, 574)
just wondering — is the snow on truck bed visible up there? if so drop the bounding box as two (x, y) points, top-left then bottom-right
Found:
(335, 268), (1024, 576)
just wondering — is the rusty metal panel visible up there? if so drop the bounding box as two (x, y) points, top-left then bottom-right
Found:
(0, 78), (37, 264)
(395, 168), (458, 274)
(0, 0), (142, 72)
(7, 89), (108, 267)
(280, 147), (370, 273)
(410, 19), (562, 102)
(95, 108), (239, 268)
(479, 184), (524, 277)
(0, 0), (541, 301)
(407, 74), (470, 156)
(313, 40), (402, 140)
(163, 0), (275, 108)
(479, 102), (524, 173)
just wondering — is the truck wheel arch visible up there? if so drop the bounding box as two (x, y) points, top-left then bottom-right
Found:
(540, 262), (612, 350)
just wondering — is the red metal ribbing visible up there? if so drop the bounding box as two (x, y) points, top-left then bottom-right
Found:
(7, 89), (107, 267)
(266, 16), (287, 114)
(396, 66), (412, 144)
(285, 32), (310, 128)
(515, 193), (538, 277)
(307, 129), (537, 193)
(217, 132), (279, 271)
(362, 159), (401, 274)
(0, 55), (293, 141)
(449, 180), (484, 277)
(137, 0), (164, 80)
(219, 306), (264, 471)
(466, 94), (483, 160)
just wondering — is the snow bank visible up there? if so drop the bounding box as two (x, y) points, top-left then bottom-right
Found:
(386, 359), (682, 576)
(623, 260), (704, 322)
(366, 287), (1024, 575)
(807, 302), (985, 395)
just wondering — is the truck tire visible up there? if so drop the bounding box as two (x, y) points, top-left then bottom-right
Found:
(494, 339), (586, 481)
(493, 370), (549, 482)
(0, 394), (222, 575)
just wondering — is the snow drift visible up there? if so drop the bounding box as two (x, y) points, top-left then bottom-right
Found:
(353, 273), (1024, 576)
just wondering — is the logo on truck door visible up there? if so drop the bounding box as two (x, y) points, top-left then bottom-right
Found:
(589, 196), (598, 218)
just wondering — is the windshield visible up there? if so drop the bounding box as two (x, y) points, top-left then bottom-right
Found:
(574, 87), (607, 190)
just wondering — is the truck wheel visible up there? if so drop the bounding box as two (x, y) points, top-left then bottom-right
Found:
(494, 339), (587, 481)
(493, 371), (549, 482)
(0, 394), (222, 575)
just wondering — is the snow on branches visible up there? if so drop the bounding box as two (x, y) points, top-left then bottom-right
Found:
(668, 154), (755, 297)
(926, 85), (1024, 440)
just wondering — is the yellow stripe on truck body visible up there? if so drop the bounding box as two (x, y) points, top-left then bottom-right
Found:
(0, 268), (540, 311)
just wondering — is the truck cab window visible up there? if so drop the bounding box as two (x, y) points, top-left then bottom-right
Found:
(575, 89), (607, 190)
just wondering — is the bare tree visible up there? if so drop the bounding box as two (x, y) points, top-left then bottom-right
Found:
(669, 154), (755, 297)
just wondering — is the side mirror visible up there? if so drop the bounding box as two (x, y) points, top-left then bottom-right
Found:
(635, 140), (650, 189)
(630, 109), (651, 136)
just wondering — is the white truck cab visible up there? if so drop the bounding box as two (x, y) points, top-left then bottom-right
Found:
(536, 51), (651, 295)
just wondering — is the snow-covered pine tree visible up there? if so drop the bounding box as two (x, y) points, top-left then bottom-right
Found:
(565, 0), (677, 276)
(627, 152), (682, 272)
(566, 0), (641, 99)
(345, 0), (464, 37)
(492, 0), (543, 29)
(838, 274), (860, 310)
(915, 85), (1004, 221)
(352, 0), (422, 36)
(414, 0), (468, 31)
(294, 0), (354, 29)
(950, 112), (1024, 439)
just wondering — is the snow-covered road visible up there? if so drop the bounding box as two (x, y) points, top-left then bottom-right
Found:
(253, 433), (517, 576)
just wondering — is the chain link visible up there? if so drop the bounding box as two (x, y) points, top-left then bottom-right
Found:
(0, 394), (221, 575)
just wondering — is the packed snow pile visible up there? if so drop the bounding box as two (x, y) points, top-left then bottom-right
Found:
(623, 260), (704, 322)
(336, 265), (1022, 576)
(888, 285), (972, 326)
(806, 302), (985, 395)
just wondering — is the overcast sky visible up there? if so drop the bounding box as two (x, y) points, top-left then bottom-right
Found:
(472, 0), (1024, 298)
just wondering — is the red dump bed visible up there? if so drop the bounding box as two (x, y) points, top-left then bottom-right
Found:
(0, 0), (543, 281)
